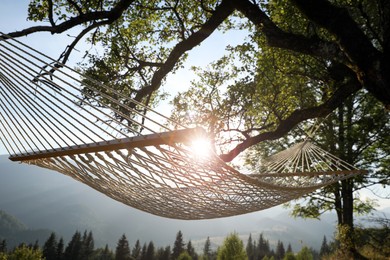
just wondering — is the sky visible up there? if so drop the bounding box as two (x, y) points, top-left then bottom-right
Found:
(0, 1), (389, 211)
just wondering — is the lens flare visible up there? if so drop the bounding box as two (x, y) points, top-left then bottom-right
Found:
(190, 136), (213, 158)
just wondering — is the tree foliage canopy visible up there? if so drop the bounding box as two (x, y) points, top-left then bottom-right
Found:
(5, 0), (389, 162)
(7, 245), (43, 260)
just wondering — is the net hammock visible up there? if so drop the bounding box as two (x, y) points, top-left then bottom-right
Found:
(0, 32), (365, 219)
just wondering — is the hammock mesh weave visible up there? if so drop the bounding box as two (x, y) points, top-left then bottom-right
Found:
(0, 33), (364, 219)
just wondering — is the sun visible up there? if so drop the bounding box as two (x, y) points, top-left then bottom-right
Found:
(190, 136), (213, 159)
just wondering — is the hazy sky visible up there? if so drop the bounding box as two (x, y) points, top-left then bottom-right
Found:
(0, 1), (388, 210)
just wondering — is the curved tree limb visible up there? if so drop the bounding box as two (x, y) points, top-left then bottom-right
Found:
(132, 0), (236, 103)
(2, 0), (135, 43)
(231, 0), (347, 63)
(47, 0), (56, 27)
(291, 0), (380, 69)
(290, 0), (390, 109)
(233, 0), (390, 109)
(219, 78), (362, 162)
(1, 0), (136, 86)
(60, 20), (110, 66)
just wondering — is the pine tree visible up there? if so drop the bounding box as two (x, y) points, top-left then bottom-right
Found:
(155, 247), (164, 260)
(43, 232), (58, 260)
(253, 240), (258, 260)
(0, 239), (6, 253)
(172, 231), (185, 259)
(82, 230), (94, 258)
(145, 241), (155, 260)
(156, 245), (171, 260)
(57, 237), (64, 260)
(115, 234), (131, 260)
(32, 240), (40, 251)
(187, 240), (197, 260)
(275, 240), (285, 260)
(246, 234), (254, 260)
(101, 244), (115, 260)
(140, 243), (148, 260)
(64, 230), (82, 260)
(163, 246), (171, 260)
(27, 241), (39, 250)
(270, 249), (275, 259)
(286, 244), (293, 254)
(132, 239), (141, 260)
(257, 233), (270, 259)
(203, 237), (211, 260)
(319, 236), (330, 257)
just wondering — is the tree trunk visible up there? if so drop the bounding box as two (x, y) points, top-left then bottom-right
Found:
(334, 183), (343, 225)
(334, 101), (368, 259)
(341, 97), (355, 232)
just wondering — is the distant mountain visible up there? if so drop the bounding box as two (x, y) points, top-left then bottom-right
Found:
(0, 210), (52, 249)
(0, 210), (26, 233)
(1, 154), (387, 252)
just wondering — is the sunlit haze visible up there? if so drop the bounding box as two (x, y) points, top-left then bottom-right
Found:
(190, 136), (214, 159)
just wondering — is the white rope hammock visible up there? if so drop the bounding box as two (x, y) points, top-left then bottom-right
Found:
(0, 32), (365, 219)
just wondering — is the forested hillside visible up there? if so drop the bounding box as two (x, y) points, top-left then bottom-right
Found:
(1, 221), (389, 259)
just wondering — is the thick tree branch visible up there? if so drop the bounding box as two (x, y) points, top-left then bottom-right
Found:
(132, 0), (236, 103)
(60, 21), (110, 65)
(291, 0), (380, 70)
(234, 0), (390, 109)
(290, 0), (390, 109)
(3, 0), (134, 39)
(231, 0), (346, 62)
(1, 0), (136, 85)
(31, 22), (109, 81)
(48, 0), (56, 26)
(220, 79), (362, 162)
